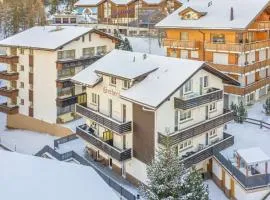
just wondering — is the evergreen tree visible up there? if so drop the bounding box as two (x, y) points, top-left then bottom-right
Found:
(230, 102), (237, 116)
(263, 97), (270, 115)
(236, 101), (247, 123)
(140, 143), (186, 200)
(181, 167), (209, 200)
(123, 38), (133, 51)
(50, 0), (59, 14)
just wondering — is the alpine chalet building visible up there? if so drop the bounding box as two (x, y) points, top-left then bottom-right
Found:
(156, 0), (270, 106)
(0, 26), (118, 131)
(72, 49), (239, 185)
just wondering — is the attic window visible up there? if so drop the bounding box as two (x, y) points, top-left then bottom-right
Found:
(179, 7), (207, 20)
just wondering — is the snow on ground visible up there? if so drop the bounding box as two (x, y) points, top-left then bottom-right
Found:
(127, 36), (166, 56)
(57, 137), (86, 156)
(204, 179), (228, 200)
(62, 117), (86, 132)
(247, 96), (270, 123)
(223, 121), (270, 158)
(0, 150), (119, 200)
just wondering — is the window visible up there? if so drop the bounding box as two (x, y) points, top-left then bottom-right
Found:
(180, 32), (188, 41)
(20, 65), (24, 71)
(97, 46), (107, 55)
(20, 48), (24, 55)
(20, 82), (24, 88)
(191, 51), (199, 59)
(57, 50), (75, 60)
(58, 68), (75, 78)
(91, 93), (97, 104)
(180, 110), (192, 121)
(82, 35), (85, 42)
(77, 94), (87, 104)
(29, 49), (33, 55)
(63, 18), (69, 23)
(209, 102), (216, 111)
(55, 18), (61, 24)
(70, 18), (76, 24)
(184, 79), (192, 93)
(179, 139), (192, 151)
(203, 76), (209, 87)
(89, 33), (92, 41)
(122, 80), (130, 89)
(83, 47), (95, 57)
(110, 77), (116, 86)
(211, 34), (225, 44)
(20, 99), (24, 105)
(209, 129), (217, 138)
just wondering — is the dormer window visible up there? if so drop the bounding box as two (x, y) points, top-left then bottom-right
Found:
(122, 80), (130, 89)
(110, 77), (116, 86)
(179, 7), (207, 20)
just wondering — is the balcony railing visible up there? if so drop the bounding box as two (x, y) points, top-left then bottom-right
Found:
(0, 87), (18, 99)
(0, 103), (19, 114)
(76, 104), (132, 134)
(162, 39), (200, 50)
(214, 148), (270, 189)
(209, 59), (270, 74)
(175, 88), (223, 110)
(205, 40), (270, 52)
(182, 133), (234, 168)
(0, 55), (18, 64)
(158, 110), (234, 146)
(56, 55), (102, 70)
(249, 21), (270, 30)
(224, 77), (270, 95)
(0, 70), (19, 81)
(76, 124), (132, 161)
(56, 92), (86, 107)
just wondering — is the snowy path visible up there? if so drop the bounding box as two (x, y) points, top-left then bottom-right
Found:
(204, 180), (228, 200)
(247, 96), (270, 123)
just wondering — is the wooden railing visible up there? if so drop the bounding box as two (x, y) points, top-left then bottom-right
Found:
(0, 55), (18, 64)
(158, 110), (234, 146)
(182, 133), (234, 168)
(205, 40), (270, 52)
(249, 21), (270, 30)
(0, 70), (19, 81)
(0, 86), (18, 99)
(174, 88), (223, 110)
(209, 59), (270, 74)
(76, 104), (132, 134)
(224, 77), (270, 95)
(162, 39), (200, 49)
(0, 103), (19, 114)
(76, 124), (132, 161)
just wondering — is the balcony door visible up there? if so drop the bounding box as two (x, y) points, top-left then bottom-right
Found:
(205, 105), (209, 120)
(108, 99), (112, 118)
(199, 77), (203, 95)
(122, 104), (126, 123)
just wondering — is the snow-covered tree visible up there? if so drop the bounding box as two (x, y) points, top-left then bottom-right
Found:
(140, 142), (186, 200)
(181, 167), (209, 200)
(263, 97), (270, 115)
(50, 0), (59, 14)
(123, 38), (133, 51)
(236, 101), (247, 123)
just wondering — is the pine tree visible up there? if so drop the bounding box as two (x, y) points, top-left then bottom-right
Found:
(230, 102), (237, 116)
(263, 97), (270, 115)
(50, 0), (59, 14)
(181, 167), (209, 200)
(123, 38), (133, 51)
(140, 143), (187, 200)
(236, 101), (247, 123)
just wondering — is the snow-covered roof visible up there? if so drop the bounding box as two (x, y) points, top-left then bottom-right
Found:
(0, 26), (93, 50)
(75, 0), (101, 6)
(91, 49), (159, 80)
(0, 150), (119, 200)
(156, 0), (270, 30)
(237, 147), (270, 165)
(72, 65), (101, 86)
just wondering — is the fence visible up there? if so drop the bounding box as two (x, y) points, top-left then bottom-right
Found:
(214, 151), (270, 189)
(54, 134), (78, 148)
(243, 117), (270, 129)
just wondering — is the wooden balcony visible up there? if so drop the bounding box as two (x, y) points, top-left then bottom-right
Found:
(0, 55), (18, 64)
(249, 21), (270, 31)
(162, 39), (200, 50)
(56, 55), (102, 70)
(0, 103), (19, 114)
(209, 59), (270, 74)
(174, 88), (223, 110)
(158, 110), (234, 146)
(0, 71), (19, 81)
(76, 104), (132, 134)
(224, 77), (270, 95)
(0, 87), (18, 99)
(205, 40), (270, 53)
(76, 124), (132, 161)
(182, 133), (234, 168)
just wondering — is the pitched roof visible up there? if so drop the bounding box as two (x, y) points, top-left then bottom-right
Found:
(0, 150), (119, 200)
(156, 0), (270, 30)
(0, 26), (118, 50)
(75, 0), (181, 6)
(72, 50), (239, 108)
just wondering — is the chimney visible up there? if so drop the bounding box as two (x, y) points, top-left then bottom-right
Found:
(230, 7), (234, 21)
